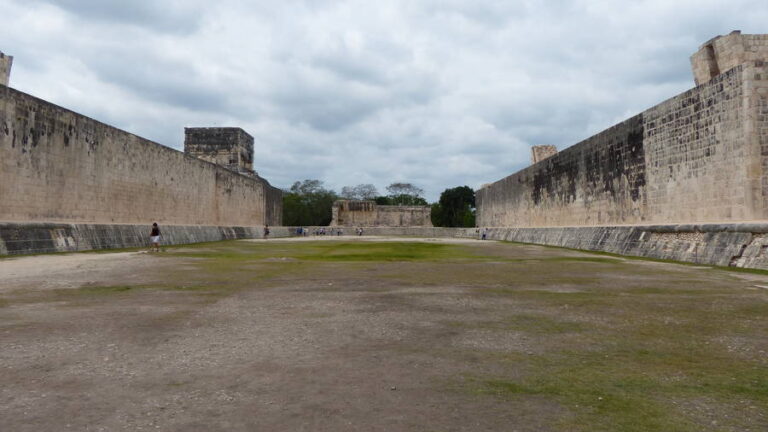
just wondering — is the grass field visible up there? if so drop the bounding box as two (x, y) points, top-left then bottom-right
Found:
(1, 238), (766, 431)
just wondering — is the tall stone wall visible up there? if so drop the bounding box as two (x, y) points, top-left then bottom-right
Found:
(477, 60), (768, 227)
(0, 86), (282, 227)
(331, 200), (433, 227)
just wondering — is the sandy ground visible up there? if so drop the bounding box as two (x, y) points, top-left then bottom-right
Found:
(1, 238), (766, 431)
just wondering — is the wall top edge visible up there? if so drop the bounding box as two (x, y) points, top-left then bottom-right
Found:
(478, 63), (751, 193)
(1, 86), (278, 188)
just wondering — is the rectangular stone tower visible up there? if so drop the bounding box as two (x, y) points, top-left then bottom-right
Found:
(184, 127), (255, 175)
(691, 31), (768, 85)
(0, 51), (13, 87)
(531, 145), (558, 164)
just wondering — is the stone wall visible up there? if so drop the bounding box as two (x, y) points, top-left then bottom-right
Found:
(0, 222), (295, 255)
(330, 200), (433, 227)
(0, 86), (282, 227)
(477, 59), (768, 227)
(477, 114), (646, 227)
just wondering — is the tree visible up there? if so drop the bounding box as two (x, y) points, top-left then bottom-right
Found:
(282, 179), (338, 226)
(290, 179), (326, 196)
(384, 182), (427, 206)
(386, 182), (424, 198)
(340, 184), (379, 201)
(431, 186), (476, 227)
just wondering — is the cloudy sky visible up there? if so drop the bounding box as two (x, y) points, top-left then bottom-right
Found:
(2, 0), (767, 200)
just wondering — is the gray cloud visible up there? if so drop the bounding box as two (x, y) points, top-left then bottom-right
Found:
(37, 0), (205, 33)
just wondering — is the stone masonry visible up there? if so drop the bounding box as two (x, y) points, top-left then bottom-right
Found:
(691, 31), (768, 86)
(477, 33), (768, 228)
(0, 51), (12, 87)
(184, 127), (255, 175)
(0, 86), (282, 227)
(531, 145), (558, 164)
(331, 200), (433, 227)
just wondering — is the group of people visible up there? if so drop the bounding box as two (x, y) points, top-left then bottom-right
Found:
(309, 227), (347, 236)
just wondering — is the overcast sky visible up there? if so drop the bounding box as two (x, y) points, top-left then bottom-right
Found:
(2, 0), (767, 201)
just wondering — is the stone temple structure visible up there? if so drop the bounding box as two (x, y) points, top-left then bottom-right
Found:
(184, 127), (255, 176)
(331, 200), (433, 227)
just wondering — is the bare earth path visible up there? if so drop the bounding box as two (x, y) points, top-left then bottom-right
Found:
(1, 237), (767, 431)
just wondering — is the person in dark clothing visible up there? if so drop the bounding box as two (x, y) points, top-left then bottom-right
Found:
(150, 222), (161, 252)
(264, 225), (270, 239)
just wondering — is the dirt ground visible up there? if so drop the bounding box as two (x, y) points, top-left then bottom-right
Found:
(1, 237), (766, 431)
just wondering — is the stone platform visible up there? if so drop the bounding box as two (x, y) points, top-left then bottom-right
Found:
(0, 223), (292, 255)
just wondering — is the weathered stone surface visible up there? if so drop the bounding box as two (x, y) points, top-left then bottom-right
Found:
(531, 145), (558, 164)
(691, 31), (768, 85)
(477, 115), (646, 227)
(0, 87), (282, 227)
(0, 51), (11, 87)
(0, 222), (292, 255)
(477, 35), (768, 228)
(184, 127), (255, 175)
(330, 200), (432, 227)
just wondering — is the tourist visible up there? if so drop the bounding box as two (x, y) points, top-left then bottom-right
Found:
(482, 228), (488, 240)
(149, 222), (161, 252)
(264, 224), (270, 239)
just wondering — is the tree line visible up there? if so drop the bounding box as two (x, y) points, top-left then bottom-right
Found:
(282, 181), (475, 228)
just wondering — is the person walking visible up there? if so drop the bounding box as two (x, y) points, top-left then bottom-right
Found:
(149, 222), (161, 252)
(263, 224), (270, 239)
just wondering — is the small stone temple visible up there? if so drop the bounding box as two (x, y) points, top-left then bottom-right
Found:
(331, 200), (433, 227)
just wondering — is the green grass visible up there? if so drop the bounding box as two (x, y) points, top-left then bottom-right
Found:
(163, 240), (482, 263)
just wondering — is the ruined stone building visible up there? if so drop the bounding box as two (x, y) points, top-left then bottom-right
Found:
(331, 200), (433, 227)
(477, 32), (768, 228)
